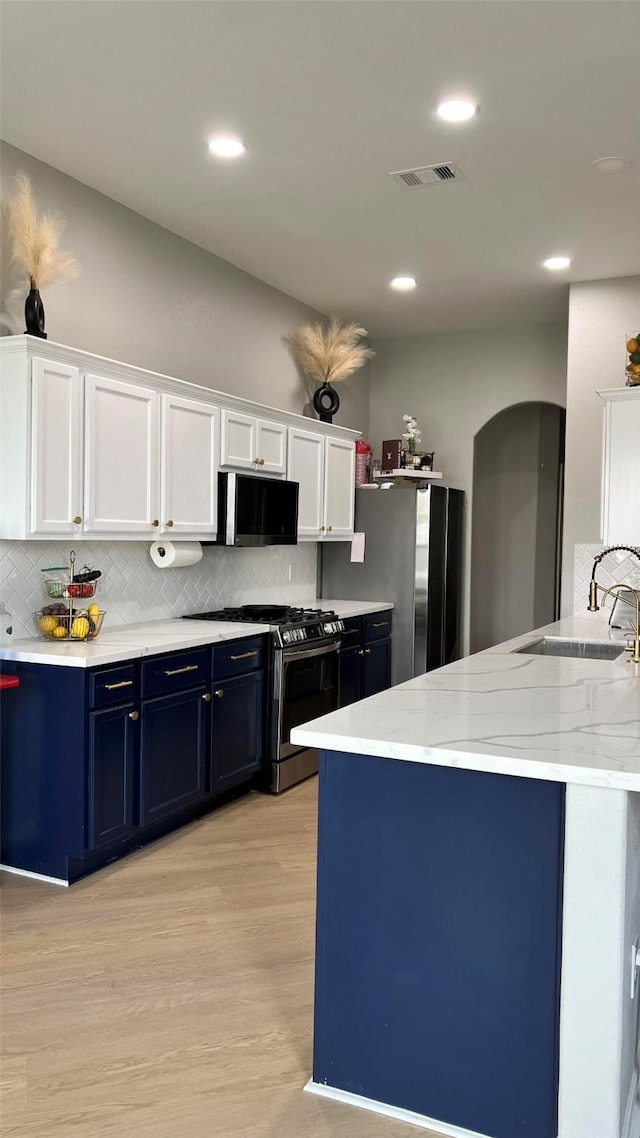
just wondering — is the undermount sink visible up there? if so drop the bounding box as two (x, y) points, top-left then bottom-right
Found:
(514, 637), (626, 661)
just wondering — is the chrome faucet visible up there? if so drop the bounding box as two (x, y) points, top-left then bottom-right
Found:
(588, 546), (640, 664)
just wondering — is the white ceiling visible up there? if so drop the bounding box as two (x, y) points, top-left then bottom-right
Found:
(1, 1), (639, 337)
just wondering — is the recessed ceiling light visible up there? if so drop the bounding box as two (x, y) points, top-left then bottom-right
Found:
(208, 135), (246, 158)
(436, 99), (478, 123)
(390, 276), (417, 291)
(592, 156), (630, 174)
(543, 256), (571, 271)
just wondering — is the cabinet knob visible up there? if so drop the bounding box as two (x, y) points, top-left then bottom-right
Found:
(357, 649), (365, 656)
(73, 516), (82, 525)
(128, 710), (139, 721)
(202, 692), (212, 702)
(253, 457), (260, 465)
(165, 520), (174, 528)
(214, 689), (224, 698)
(365, 648), (372, 655)
(327, 526), (333, 532)
(152, 519), (159, 527)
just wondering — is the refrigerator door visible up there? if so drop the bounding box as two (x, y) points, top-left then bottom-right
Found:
(320, 488), (418, 686)
(444, 488), (464, 663)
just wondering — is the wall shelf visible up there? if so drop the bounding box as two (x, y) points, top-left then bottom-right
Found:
(372, 469), (443, 482)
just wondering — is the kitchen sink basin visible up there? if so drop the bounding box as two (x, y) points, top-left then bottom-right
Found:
(514, 638), (626, 660)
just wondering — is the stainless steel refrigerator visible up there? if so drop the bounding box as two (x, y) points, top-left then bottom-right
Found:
(320, 484), (464, 686)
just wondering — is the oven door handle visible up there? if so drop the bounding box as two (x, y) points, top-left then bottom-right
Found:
(281, 640), (341, 663)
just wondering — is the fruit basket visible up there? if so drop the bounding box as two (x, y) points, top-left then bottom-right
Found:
(35, 606), (106, 641)
(44, 577), (99, 600)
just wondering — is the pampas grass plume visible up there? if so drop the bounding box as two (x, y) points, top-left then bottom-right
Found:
(4, 172), (78, 289)
(286, 317), (374, 384)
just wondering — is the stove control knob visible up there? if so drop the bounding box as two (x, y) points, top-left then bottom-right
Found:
(283, 630), (291, 643)
(300, 627), (307, 639)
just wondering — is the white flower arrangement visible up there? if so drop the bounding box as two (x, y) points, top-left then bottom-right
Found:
(402, 413), (422, 455)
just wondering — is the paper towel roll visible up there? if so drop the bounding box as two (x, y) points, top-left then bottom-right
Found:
(150, 541), (203, 569)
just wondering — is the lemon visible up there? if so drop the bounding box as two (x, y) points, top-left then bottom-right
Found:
(87, 603), (100, 619)
(626, 338), (638, 354)
(39, 615), (58, 635)
(71, 617), (90, 639)
(52, 626), (68, 639)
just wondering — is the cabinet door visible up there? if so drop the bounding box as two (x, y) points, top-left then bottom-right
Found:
(85, 374), (159, 533)
(288, 427), (324, 537)
(140, 686), (208, 824)
(88, 703), (136, 849)
(339, 645), (361, 708)
(220, 409), (257, 470)
(257, 419), (287, 474)
(602, 393), (640, 543)
(30, 357), (83, 534)
(362, 638), (392, 699)
(323, 437), (355, 538)
(211, 671), (264, 793)
(160, 394), (218, 535)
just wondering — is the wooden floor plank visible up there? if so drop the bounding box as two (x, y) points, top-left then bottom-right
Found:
(1, 779), (443, 1138)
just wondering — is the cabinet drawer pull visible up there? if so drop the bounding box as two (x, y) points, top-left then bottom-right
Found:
(73, 515), (82, 525)
(128, 710), (139, 721)
(371, 622), (388, 628)
(104, 680), (134, 690)
(163, 664), (200, 676)
(343, 628), (359, 637)
(202, 692), (212, 702)
(214, 689), (224, 698)
(229, 651), (258, 661)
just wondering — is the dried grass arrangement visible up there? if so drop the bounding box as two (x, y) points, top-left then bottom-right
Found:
(286, 317), (374, 384)
(286, 317), (374, 422)
(3, 172), (78, 338)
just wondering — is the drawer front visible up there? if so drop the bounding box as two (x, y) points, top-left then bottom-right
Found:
(213, 636), (266, 680)
(364, 612), (393, 643)
(142, 648), (210, 698)
(89, 663), (137, 708)
(340, 617), (363, 647)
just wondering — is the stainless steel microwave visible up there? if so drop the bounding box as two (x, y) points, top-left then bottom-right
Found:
(213, 472), (299, 546)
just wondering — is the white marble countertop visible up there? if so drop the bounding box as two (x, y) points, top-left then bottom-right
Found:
(291, 614), (640, 791)
(0, 599), (393, 668)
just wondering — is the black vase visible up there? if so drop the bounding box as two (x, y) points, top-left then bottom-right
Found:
(312, 382), (340, 423)
(24, 287), (47, 339)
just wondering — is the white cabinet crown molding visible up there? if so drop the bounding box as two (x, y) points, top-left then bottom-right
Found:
(0, 336), (360, 441)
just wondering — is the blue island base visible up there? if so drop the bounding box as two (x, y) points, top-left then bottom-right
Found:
(312, 750), (565, 1138)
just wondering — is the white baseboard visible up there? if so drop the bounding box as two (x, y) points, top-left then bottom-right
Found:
(0, 864), (68, 886)
(622, 1069), (640, 1138)
(304, 1080), (493, 1138)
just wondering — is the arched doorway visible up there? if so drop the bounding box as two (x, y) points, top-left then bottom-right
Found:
(470, 402), (565, 653)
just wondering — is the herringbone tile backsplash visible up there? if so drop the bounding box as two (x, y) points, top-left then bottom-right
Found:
(0, 540), (317, 642)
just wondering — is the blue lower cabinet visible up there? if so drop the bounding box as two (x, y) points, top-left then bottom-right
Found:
(211, 671), (264, 792)
(362, 637), (391, 698)
(339, 645), (361, 708)
(140, 685), (209, 825)
(88, 703), (137, 849)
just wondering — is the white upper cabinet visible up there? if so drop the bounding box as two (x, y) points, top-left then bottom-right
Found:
(288, 427), (325, 537)
(0, 338), (359, 541)
(220, 409), (286, 474)
(600, 388), (640, 544)
(323, 436), (355, 538)
(31, 358), (83, 534)
(160, 394), (218, 536)
(84, 375), (159, 533)
(287, 428), (355, 540)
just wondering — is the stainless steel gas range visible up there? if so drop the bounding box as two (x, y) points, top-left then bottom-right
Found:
(183, 605), (344, 793)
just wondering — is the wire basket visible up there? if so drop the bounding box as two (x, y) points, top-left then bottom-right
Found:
(35, 609), (106, 642)
(44, 577), (99, 600)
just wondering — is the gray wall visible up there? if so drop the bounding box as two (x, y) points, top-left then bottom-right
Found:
(0, 142), (370, 432)
(471, 403), (563, 652)
(561, 275), (640, 615)
(369, 323), (568, 651)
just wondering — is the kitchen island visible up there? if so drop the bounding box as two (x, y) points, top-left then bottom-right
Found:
(291, 614), (640, 1138)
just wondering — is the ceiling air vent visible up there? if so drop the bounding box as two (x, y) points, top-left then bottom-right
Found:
(390, 162), (466, 189)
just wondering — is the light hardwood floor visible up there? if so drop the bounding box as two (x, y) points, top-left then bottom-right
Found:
(1, 778), (443, 1138)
